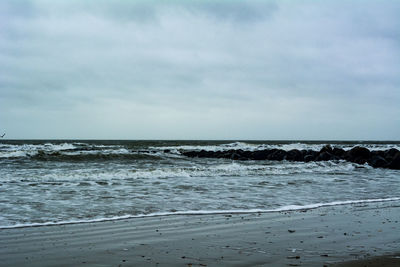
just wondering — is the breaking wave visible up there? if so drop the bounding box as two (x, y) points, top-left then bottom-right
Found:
(2, 197), (399, 229)
(1, 140), (399, 229)
(1, 141), (399, 160)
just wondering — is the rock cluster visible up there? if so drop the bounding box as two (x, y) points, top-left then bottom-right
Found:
(181, 145), (400, 170)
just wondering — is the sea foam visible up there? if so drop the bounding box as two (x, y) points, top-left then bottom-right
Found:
(2, 197), (399, 229)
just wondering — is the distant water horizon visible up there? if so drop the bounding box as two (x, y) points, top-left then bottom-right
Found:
(2, 139), (400, 141)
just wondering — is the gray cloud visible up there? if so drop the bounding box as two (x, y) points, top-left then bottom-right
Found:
(0, 0), (399, 139)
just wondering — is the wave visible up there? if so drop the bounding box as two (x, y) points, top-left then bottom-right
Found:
(0, 144), (164, 161)
(29, 151), (163, 161)
(150, 142), (325, 153)
(131, 161), (368, 179)
(0, 142), (124, 158)
(1, 141), (399, 159)
(0, 152), (164, 161)
(0, 160), (367, 183)
(2, 197), (399, 229)
(152, 141), (400, 153)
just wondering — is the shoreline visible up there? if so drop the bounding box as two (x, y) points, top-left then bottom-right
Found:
(1, 201), (400, 266)
(2, 197), (400, 230)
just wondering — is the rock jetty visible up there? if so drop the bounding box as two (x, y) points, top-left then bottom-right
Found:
(181, 145), (400, 170)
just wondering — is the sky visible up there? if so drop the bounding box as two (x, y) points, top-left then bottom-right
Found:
(0, 0), (399, 140)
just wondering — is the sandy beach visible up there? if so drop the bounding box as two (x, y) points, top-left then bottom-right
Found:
(1, 201), (399, 266)
(2, 0), (400, 265)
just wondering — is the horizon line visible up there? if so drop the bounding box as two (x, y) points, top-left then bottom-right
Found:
(1, 139), (400, 142)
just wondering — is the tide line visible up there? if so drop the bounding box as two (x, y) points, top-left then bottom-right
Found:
(1, 197), (400, 229)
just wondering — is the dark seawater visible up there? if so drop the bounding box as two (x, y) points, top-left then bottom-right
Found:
(0, 140), (399, 228)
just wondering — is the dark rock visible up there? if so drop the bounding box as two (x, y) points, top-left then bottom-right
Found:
(251, 150), (270, 160)
(353, 157), (367, 165)
(180, 145), (397, 169)
(236, 149), (244, 155)
(234, 149), (248, 160)
(230, 153), (240, 160)
(223, 151), (235, 159)
(304, 154), (315, 162)
(241, 150), (253, 159)
(285, 149), (303, 161)
(384, 148), (400, 161)
(370, 150), (385, 158)
(345, 146), (371, 162)
(368, 155), (388, 168)
(320, 145), (333, 154)
(388, 152), (400, 170)
(267, 149), (287, 161)
(198, 150), (212, 158)
(304, 149), (318, 156)
(225, 149), (235, 156)
(181, 151), (197, 157)
(332, 147), (345, 157)
(303, 150), (318, 162)
(230, 152), (247, 160)
(316, 152), (334, 161)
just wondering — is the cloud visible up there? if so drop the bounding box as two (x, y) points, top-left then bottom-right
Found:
(0, 0), (399, 139)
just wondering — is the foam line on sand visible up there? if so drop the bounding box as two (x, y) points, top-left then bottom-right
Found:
(1, 201), (400, 266)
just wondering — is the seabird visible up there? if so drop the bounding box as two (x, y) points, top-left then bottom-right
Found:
(0, 133), (5, 138)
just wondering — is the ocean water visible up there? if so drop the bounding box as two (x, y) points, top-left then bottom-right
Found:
(0, 140), (399, 228)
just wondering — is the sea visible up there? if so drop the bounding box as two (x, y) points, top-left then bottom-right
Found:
(1, 140), (399, 229)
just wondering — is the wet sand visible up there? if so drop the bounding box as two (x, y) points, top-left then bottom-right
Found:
(1, 201), (400, 266)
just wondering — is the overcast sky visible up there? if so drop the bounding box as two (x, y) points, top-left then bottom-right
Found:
(1, 0), (399, 140)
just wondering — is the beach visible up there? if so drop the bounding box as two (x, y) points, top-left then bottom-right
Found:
(3, 0), (400, 265)
(1, 200), (400, 266)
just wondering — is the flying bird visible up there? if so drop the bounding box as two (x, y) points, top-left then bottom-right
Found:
(0, 133), (5, 138)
